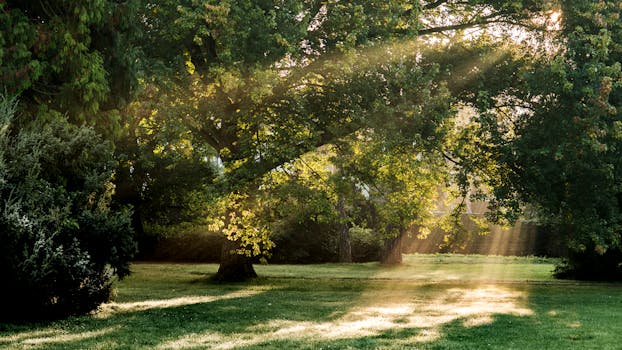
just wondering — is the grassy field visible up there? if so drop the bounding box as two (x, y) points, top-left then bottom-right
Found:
(1, 254), (622, 349)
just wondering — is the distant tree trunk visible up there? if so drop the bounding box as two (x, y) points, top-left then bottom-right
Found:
(214, 240), (257, 281)
(380, 232), (403, 265)
(113, 160), (145, 237)
(337, 197), (352, 263)
(131, 205), (144, 236)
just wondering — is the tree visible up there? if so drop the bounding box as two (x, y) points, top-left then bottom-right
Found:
(113, 85), (219, 248)
(135, 0), (550, 280)
(336, 128), (451, 265)
(464, 1), (622, 280)
(267, 147), (361, 264)
(206, 147), (351, 274)
(0, 1), (215, 253)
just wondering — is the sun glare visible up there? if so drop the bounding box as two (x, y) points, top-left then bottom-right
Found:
(548, 11), (562, 31)
(550, 11), (561, 25)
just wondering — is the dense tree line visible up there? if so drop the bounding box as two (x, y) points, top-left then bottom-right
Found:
(2, 0), (622, 318)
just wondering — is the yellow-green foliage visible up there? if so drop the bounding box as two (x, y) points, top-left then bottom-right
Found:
(208, 192), (274, 259)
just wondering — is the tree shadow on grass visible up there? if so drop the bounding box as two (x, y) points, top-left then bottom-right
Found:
(0, 277), (367, 349)
(2, 279), (621, 349)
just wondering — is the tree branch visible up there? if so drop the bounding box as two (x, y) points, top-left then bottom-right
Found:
(418, 14), (507, 36)
(423, 0), (449, 10)
(441, 150), (461, 166)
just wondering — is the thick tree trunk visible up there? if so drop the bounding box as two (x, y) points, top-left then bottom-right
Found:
(380, 233), (403, 265)
(337, 197), (352, 263)
(214, 240), (257, 282)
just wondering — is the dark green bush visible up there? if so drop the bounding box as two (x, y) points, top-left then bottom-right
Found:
(542, 225), (622, 281)
(554, 248), (622, 281)
(350, 226), (383, 262)
(0, 95), (135, 320)
(139, 223), (224, 262)
(270, 220), (339, 263)
(269, 221), (383, 263)
(140, 220), (385, 264)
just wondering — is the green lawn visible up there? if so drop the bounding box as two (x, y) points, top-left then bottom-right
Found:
(2, 254), (622, 349)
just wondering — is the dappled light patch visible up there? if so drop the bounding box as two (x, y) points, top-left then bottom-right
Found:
(462, 315), (493, 328)
(0, 329), (62, 344)
(157, 331), (258, 350)
(426, 286), (533, 318)
(3, 327), (119, 348)
(155, 283), (533, 349)
(411, 328), (441, 343)
(96, 288), (269, 318)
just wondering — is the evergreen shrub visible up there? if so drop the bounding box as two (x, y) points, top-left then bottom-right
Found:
(0, 95), (135, 320)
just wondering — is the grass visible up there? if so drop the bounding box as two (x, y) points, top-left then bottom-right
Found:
(1, 254), (622, 349)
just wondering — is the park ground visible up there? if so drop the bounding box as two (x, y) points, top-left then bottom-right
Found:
(1, 254), (622, 349)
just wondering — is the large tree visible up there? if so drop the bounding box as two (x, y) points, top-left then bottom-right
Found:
(135, 0), (550, 280)
(464, 1), (622, 280)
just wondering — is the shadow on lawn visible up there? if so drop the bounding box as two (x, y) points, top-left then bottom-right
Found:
(2, 278), (621, 349)
(0, 278), (365, 349)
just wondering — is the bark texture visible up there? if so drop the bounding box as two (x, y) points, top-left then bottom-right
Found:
(380, 233), (403, 265)
(214, 240), (257, 281)
(337, 197), (352, 263)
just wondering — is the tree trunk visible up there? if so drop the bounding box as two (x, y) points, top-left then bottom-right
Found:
(380, 232), (403, 265)
(214, 240), (257, 282)
(337, 197), (352, 263)
(131, 205), (144, 237)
